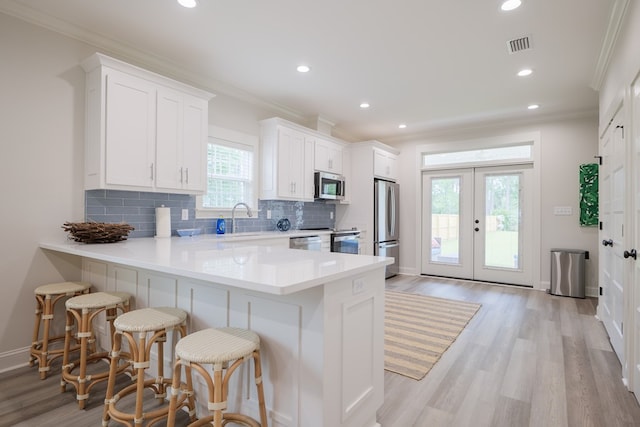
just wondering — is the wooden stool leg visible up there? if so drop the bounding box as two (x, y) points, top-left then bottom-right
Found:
(39, 295), (54, 379)
(253, 350), (269, 427)
(102, 330), (123, 425)
(30, 295), (44, 368)
(76, 308), (91, 409)
(166, 359), (183, 427)
(61, 309), (75, 393)
(214, 365), (223, 427)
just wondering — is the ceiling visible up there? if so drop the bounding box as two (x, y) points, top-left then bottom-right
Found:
(0, 0), (619, 142)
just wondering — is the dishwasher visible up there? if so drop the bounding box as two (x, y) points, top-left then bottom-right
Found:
(289, 235), (322, 251)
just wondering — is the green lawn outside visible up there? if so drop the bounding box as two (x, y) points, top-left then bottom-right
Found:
(439, 231), (518, 268)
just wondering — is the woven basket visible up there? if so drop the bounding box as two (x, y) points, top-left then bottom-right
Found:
(62, 222), (135, 243)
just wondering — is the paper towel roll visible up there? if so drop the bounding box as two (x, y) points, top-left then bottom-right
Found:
(156, 206), (171, 238)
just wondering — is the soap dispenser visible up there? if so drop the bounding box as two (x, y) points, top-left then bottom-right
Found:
(216, 216), (226, 234)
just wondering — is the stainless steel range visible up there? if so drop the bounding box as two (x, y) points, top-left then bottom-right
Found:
(331, 229), (361, 254)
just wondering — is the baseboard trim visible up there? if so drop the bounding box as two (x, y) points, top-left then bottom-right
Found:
(0, 346), (30, 374)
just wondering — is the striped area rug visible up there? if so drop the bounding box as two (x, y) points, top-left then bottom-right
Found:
(384, 290), (481, 380)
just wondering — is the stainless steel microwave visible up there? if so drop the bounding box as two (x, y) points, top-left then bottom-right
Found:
(314, 172), (345, 200)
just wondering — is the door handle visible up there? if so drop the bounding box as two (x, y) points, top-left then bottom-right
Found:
(602, 239), (613, 247)
(623, 249), (637, 260)
(474, 227), (479, 232)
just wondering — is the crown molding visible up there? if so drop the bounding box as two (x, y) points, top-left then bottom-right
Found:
(590, 0), (630, 90)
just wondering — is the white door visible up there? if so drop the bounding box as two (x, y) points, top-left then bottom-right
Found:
(630, 76), (640, 403)
(422, 165), (533, 286)
(473, 165), (533, 285)
(421, 169), (474, 279)
(598, 106), (625, 365)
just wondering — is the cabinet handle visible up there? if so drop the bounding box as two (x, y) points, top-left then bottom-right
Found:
(179, 167), (183, 183)
(150, 164), (154, 180)
(185, 168), (189, 184)
(329, 159), (333, 169)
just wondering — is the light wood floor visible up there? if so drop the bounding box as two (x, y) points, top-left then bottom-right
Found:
(2, 275), (640, 426)
(378, 275), (640, 427)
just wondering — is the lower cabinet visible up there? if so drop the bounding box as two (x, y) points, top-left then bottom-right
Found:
(82, 259), (384, 427)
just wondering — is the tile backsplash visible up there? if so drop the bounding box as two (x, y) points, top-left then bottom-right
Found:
(85, 190), (336, 238)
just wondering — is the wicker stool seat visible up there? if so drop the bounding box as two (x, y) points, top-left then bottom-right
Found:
(30, 281), (91, 379)
(167, 327), (268, 427)
(102, 307), (192, 427)
(61, 291), (131, 409)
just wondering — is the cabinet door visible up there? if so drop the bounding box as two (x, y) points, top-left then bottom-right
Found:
(156, 87), (183, 190)
(156, 89), (208, 192)
(302, 136), (315, 200)
(373, 149), (397, 181)
(105, 70), (156, 188)
(315, 139), (343, 174)
(276, 127), (305, 198)
(181, 95), (207, 192)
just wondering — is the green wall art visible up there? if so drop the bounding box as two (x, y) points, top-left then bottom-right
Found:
(579, 163), (599, 227)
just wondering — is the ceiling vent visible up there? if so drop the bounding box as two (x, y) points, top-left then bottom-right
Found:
(507, 35), (532, 54)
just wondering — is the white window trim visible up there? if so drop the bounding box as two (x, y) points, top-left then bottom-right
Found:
(196, 125), (260, 219)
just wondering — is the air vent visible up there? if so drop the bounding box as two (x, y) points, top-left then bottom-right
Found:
(507, 36), (532, 54)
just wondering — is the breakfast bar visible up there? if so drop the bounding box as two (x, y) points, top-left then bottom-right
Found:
(40, 236), (391, 427)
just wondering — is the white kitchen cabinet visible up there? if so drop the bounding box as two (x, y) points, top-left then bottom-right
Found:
(156, 88), (208, 192)
(101, 68), (156, 189)
(373, 147), (398, 181)
(314, 138), (344, 174)
(260, 118), (315, 201)
(82, 53), (213, 194)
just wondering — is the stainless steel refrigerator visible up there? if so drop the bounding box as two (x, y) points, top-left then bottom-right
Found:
(374, 179), (400, 278)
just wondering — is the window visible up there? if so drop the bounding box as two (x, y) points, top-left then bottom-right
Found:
(197, 127), (258, 218)
(423, 144), (532, 168)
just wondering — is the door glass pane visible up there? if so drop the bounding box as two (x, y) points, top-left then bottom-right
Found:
(484, 174), (520, 269)
(431, 177), (460, 263)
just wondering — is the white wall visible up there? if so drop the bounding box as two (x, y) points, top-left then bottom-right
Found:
(387, 115), (600, 295)
(599, 0), (640, 125)
(0, 13), (286, 372)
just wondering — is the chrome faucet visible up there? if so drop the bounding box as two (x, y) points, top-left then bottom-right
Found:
(231, 202), (253, 234)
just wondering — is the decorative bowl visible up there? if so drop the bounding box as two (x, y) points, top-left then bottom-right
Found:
(177, 228), (202, 237)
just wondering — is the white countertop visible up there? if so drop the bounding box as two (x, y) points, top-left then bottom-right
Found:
(40, 235), (391, 295)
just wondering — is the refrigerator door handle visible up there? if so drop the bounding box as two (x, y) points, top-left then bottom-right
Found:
(390, 185), (396, 237)
(379, 241), (399, 249)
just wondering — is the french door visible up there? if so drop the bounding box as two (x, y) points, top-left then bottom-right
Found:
(421, 164), (533, 286)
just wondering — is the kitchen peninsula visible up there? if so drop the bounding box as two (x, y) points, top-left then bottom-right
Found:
(40, 235), (392, 427)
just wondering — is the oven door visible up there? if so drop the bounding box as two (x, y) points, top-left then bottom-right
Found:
(331, 233), (360, 254)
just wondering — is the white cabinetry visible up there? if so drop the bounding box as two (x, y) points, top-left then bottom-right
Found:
(314, 138), (344, 174)
(82, 53), (213, 194)
(335, 141), (400, 255)
(156, 88), (208, 192)
(260, 118), (315, 201)
(373, 147), (398, 181)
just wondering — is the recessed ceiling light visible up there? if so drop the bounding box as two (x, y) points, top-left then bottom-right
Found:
(398, 124), (407, 129)
(501, 0), (521, 11)
(360, 102), (370, 109)
(178, 0), (198, 8)
(296, 65), (310, 73)
(517, 68), (533, 77)
(528, 104), (539, 110)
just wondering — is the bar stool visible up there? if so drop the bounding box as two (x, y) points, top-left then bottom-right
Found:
(167, 327), (268, 427)
(61, 291), (131, 409)
(102, 307), (193, 427)
(30, 281), (91, 379)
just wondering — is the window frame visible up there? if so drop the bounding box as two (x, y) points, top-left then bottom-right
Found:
(196, 125), (259, 219)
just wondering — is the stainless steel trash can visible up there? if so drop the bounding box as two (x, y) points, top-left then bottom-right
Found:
(549, 249), (587, 298)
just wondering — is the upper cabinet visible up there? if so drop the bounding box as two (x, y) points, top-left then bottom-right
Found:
(81, 53), (213, 194)
(373, 147), (398, 181)
(314, 138), (344, 174)
(260, 119), (315, 201)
